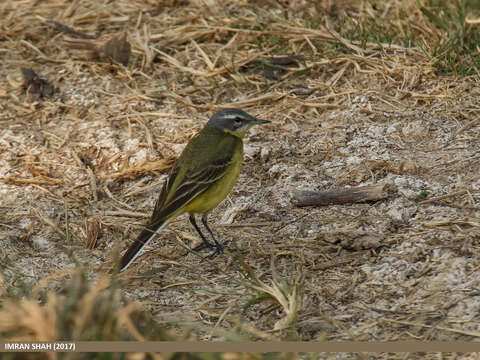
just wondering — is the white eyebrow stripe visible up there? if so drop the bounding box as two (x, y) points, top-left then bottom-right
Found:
(221, 113), (245, 120)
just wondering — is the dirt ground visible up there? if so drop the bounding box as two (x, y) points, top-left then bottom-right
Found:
(1, 0), (480, 355)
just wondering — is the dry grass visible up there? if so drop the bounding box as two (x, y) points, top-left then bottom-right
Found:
(1, 0), (480, 358)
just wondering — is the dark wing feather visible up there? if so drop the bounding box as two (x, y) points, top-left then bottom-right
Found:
(148, 129), (238, 224)
(149, 157), (233, 225)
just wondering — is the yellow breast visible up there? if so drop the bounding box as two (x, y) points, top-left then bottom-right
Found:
(183, 140), (243, 214)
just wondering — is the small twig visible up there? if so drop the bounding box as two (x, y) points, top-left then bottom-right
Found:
(44, 19), (96, 39)
(123, 178), (164, 198)
(455, 118), (480, 136)
(312, 255), (358, 271)
(64, 201), (70, 244)
(104, 184), (135, 210)
(135, 118), (155, 153)
(85, 219), (100, 250)
(0, 176), (62, 185)
(298, 102), (343, 109)
(421, 219), (480, 229)
(98, 159), (171, 179)
(292, 184), (394, 207)
(191, 40), (214, 71)
(218, 221), (279, 227)
(103, 210), (149, 218)
(31, 209), (65, 237)
(153, 48), (206, 76)
(30, 208), (81, 244)
(86, 166), (98, 202)
(112, 112), (186, 120)
(207, 305), (233, 341)
(157, 281), (198, 291)
(218, 93), (286, 108)
(20, 40), (48, 59)
(384, 319), (480, 337)
(273, 213), (311, 233)
(418, 189), (469, 205)
(325, 26), (365, 55)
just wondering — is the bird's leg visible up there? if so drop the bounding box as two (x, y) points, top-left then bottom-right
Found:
(189, 214), (214, 251)
(201, 213), (224, 254)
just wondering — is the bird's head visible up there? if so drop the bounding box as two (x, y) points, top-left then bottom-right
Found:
(206, 108), (270, 138)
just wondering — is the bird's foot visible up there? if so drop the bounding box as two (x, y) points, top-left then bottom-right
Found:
(206, 242), (224, 258)
(192, 240), (224, 259)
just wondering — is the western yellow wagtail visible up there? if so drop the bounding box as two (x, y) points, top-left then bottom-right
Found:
(120, 108), (270, 271)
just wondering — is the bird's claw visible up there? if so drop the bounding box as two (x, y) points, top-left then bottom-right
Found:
(193, 241), (223, 259)
(207, 242), (224, 258)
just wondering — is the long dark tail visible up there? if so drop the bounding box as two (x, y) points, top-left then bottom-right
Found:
(120, 219), (168, 271)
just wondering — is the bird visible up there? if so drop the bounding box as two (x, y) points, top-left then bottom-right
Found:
(120, 108), (270, 271)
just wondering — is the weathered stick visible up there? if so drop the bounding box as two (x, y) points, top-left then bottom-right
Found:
(292, 184), (393, 207)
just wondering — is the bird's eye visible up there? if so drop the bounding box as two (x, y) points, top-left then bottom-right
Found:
(233, 118), (243, 128)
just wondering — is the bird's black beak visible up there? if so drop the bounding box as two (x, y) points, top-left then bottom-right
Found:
(253, 118), (271, 125)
